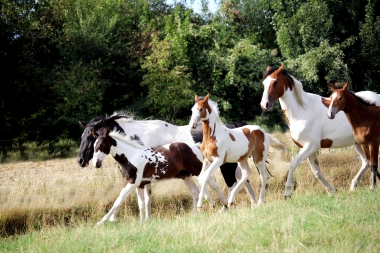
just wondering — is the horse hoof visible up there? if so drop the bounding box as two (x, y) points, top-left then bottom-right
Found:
(227, 202), (234, 208)
(284, 195), (291, 200)
(197, 206), (202, 212)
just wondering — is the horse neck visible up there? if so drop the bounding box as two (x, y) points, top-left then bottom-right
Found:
(341, 92), (370, 127)
(279, 78), (306, 113)
(117, 120), (193, 147)
(110, 138), (149, 168)
(202, 111), (223, 138)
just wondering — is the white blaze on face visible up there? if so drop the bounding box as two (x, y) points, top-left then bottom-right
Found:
(93, 139), (108, 167)
(260, 76), (276, 109)
(189, 103), (200, 128)
(328, 92), (339, 118)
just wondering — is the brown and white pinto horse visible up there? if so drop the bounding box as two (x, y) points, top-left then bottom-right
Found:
(327, 82), (380, 189)
(189, 94), (288, 209)
(92, 126), (227, 225)
(260, 64), (380, 198)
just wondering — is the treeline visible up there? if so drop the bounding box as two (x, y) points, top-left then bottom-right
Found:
(1, 0), (379, 153)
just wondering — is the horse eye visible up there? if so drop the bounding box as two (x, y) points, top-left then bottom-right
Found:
(199, 108), (203, 112)
(339, 97), (343, 101)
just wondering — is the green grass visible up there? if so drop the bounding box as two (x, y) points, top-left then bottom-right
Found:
(1, 189), (379, 252)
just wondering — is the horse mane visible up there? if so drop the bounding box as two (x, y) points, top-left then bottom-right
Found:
(207, 99), (223, 124)
(348, 90), (376, 106)
(109, 130), (145, 149)
(263, 68), (295, 87)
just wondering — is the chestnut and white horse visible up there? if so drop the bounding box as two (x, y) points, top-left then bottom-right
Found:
(189, 94), (288, 208)
(92, 125), (227, 225)
(327, 82), (380, 190)
(260, 64), (380, 198)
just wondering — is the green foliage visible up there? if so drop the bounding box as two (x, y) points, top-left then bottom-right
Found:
(359, 0), (380, 89)
(221, 39), (281, 120)
(2, 0), (380, 155)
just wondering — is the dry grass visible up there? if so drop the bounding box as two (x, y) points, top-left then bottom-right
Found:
(0, 131), (373, 237)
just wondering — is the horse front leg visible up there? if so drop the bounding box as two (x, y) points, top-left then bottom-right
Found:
(285, 143), (319, 199)
(307, 152), (336, 195)
(97, 177), (142, 226)
(350, 143), (370, 190)
(197, 158), (223, 211)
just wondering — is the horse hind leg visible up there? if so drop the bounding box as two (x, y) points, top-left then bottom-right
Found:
(182, 177), (201, 215)
(370, 146), (379, 190)
(144, 184), (152, 219)
(136, 187), (146, 221)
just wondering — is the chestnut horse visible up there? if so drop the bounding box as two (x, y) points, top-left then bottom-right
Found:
(92, 126), (226, 225)
(189, 94), (288, 209)
(327, 82), (380, 189)
(260, 64), (380, 198)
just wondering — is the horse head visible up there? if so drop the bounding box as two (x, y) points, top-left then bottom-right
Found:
(260, 64), (294, 111)
(77, 114), (127, 167)
(92, 126), (117, 168)
(77, 117), (104, 167)
(189, 94), (212, 128)
(327, 82), (349, 119)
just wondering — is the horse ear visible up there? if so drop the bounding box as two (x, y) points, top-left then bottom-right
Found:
(79, 121), (87, 127)
(342, 81), (349, 90)
(329, 83), (335, 91)
(91, 131), (98, 138)
(278, 64), (284, 73)
(194, 95), (198, 102)
(266, 66), (271, 72)
(204, 94), (210, 102)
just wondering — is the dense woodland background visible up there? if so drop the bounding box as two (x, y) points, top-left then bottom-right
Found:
(1, 0), (380, 157)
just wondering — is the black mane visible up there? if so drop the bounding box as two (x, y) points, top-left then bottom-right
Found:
(263, 68), (295, 87)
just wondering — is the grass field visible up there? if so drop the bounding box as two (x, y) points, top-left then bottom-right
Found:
(0, 131), (378, 252)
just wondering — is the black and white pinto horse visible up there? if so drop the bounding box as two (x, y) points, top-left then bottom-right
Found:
(91, 122), (226, 225)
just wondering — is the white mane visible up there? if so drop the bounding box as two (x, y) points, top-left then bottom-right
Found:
(109, 130), (145, 149)
(289, 75), (306, 107)
(208, 99), (223, 124)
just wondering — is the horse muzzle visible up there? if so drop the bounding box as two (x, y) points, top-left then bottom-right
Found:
(95, 160), (103, 168)
(260, 101), (273, 111)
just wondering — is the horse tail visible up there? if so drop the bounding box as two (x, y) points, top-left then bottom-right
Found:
(268, 134), (291, 162)
(268, 134), (288, 153)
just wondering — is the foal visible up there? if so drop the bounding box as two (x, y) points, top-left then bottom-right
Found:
(189, 94), (288, 209)
(327, 82), (380, 189)
(92, 126), (226, 225)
